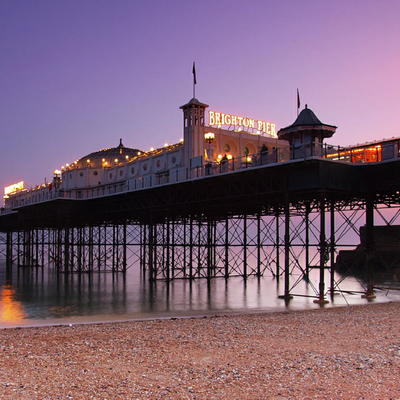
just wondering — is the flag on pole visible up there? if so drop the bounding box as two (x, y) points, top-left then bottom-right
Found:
(297, 88), (300, 110)
(193, 62), (197, 85)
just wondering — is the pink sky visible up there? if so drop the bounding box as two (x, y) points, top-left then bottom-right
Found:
(1, 0), (400, 195)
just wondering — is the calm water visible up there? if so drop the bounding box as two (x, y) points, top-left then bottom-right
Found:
(0, 261), (399, 328)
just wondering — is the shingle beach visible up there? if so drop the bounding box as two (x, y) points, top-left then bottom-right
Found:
(0, 302), (399, 399)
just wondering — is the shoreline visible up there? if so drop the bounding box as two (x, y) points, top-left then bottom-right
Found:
(0, 301), (399, 399)
(0, 295), (395, 331)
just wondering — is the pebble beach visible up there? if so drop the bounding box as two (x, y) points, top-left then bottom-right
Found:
(0, 302), (399, 399)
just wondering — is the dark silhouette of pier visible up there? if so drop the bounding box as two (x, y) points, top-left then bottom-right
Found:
(1, 155), (400, 304)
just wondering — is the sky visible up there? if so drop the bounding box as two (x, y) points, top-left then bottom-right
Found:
(1, 0), (400, 194)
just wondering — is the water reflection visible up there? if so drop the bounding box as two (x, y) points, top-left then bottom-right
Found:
(0, 284), (27, 321)
(0, 261), (399, 328)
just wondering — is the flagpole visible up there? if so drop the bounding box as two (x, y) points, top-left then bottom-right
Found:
(297, 88), (300, 117)
(193, 62), (195, 99)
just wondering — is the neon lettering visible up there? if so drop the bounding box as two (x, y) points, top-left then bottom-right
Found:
(208, 110), (276, 137)
(209, 111), (215, 125)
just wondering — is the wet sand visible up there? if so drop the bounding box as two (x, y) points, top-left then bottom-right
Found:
(0, 302), (399, 399)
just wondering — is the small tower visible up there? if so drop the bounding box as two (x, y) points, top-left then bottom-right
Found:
(278, 105), (336, 159)
(180, 97), (209, 167)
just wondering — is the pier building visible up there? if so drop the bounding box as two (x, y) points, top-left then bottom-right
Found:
(3, 97), (286, 208)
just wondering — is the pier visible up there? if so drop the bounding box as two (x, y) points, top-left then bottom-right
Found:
(1, 101), (400, 304)
(1, 153), (400, 303)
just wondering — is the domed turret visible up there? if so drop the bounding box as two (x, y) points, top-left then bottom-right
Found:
(72, 139), (143, 169)
(278, 105), (336, 159)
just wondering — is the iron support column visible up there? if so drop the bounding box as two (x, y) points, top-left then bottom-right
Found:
(362, 195), (376, 298)
(330, 200), (335, 298)
(225, 217), (229, 278)
(314, 195), (329, 304)
(279, 197), (292, 300)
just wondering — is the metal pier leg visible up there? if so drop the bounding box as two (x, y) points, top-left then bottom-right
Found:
(207, 218), (212, 280)
(275, 207), (280, 281)
(148, 220), (155, 281)
(35, 228), (39, 267)
(112, 224), (116, 273)
(257, 213), (261, 277)
(189, 218), (193, 279)
(305, 202), (310, 280)
(314, 196), (329, 304)
(171, 220), (175, 278)
(57, 228), (63, 273)
(183, 219), (187, 277)
(330, 200), (335, 298)
(225, 217), (229, 279)
(197, 220), (201, 278)
(166, 218), (170, 282)
(41, 229), (45, 268)
(64, 227), (70, 274)
(17, 230), (21, 266)
(123, 223), (127, 274)
(6, 231), (13, 272)
(362, 195), (376, 298)
(243, 215), (247, 279)
(279, 197), (292, 300)
(213, 221), (217, 275)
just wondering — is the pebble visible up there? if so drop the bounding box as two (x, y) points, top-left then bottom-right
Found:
(0, 302), (399, 399)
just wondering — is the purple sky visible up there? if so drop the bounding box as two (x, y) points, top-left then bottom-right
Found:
(1, 0), (400, 195)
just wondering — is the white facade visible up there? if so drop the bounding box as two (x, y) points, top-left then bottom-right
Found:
(3, 97), (287, 209)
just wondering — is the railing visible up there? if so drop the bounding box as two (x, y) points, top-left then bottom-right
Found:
(2, 141), (399, 213)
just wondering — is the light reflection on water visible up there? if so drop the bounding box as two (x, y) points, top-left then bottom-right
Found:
(0, 261), (399, 328)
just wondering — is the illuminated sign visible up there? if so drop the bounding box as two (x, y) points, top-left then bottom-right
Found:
(4, 181), (24, 196)
(208, 111), (277, 137)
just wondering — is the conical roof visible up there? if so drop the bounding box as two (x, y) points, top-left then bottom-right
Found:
(180, 97), (209, 109)
(278, 105), (336, 139)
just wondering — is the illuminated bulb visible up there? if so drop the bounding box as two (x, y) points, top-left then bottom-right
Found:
(247, 157), (252, 162)
(138, 151), (141, 156)
(66, 163), (69, 167)
(150, 147), (154, 151)
(61, 166), (64, 169)
(125, 155), (129, 159)
(115, 159), (118, 163)
(218, 154), (222, 159)
(180, 138), (184, 143)
(164, 143), (168, 147)
(102, 158), (105, 162)
(227, 155), (232, 160)
(105, 162), (108, 166)
(87, 159), (90, 163)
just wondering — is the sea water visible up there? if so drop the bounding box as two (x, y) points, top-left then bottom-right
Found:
(0, 261), (399, 328)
